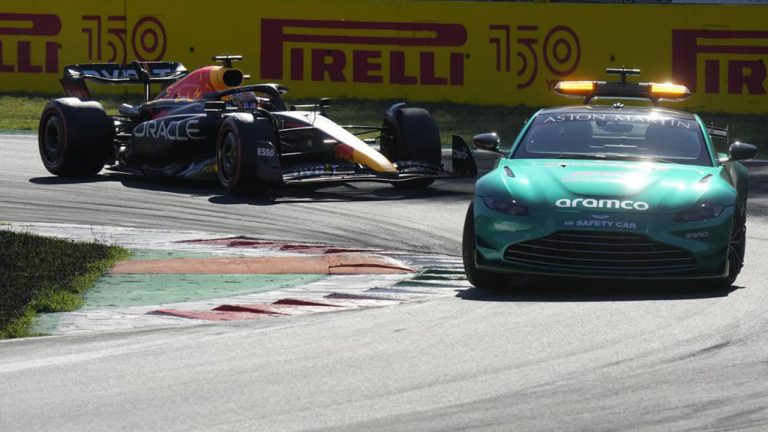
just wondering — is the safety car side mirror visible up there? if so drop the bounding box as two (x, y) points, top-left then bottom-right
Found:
(728, 141), (758, 161)
(473, 132), (502, 153)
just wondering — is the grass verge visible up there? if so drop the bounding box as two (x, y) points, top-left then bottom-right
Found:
(2, 92), (766, 157)
(0, 230), (129, 339)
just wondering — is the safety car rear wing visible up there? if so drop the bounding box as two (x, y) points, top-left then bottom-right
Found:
(706, 125), (730, 156)
(706, 125), (729, 141)
(60, 61), (187, 101)
(554, 67), (691, 105)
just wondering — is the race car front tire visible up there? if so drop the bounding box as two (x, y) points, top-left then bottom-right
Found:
(38, 98), (114, 177)
(462, 203), (514, 290)
(216, 114), (278, 195)
(381, 106), (442, 189)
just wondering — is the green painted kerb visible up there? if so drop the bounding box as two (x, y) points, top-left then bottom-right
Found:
(31, 273), (325, 334)
(82, 273), (326, 309)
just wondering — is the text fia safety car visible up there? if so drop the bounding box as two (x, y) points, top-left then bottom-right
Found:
(38, 55), (476, 194)
(463, 68), (757, 289)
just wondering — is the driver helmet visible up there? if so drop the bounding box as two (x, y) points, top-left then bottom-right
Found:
(228, 91), (260, 109)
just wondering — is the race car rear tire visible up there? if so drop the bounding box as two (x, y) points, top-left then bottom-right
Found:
(38, 98), (114, 177)
(216, 114), (277, 195)
(462, 203), (513, 290)
(381, 107), (441, 189)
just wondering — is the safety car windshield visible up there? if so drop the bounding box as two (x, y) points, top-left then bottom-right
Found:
(513, 112), (711, 166)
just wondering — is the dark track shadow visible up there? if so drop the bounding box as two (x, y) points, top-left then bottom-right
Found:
(747, 162), (768, 198)
(209, 181), (473, 205)
(31, 173), (473, 204)
(117, 176), (223, 196)
(457, 277), (740, 303)
(744, 162), (768, 218)
(29, 175), (114, 185)
(30, 172), (221, 196)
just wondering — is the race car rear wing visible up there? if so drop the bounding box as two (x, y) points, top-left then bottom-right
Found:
(60, 61), (187, 101)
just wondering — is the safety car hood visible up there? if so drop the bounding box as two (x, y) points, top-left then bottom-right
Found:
(477, 158), (736, 214)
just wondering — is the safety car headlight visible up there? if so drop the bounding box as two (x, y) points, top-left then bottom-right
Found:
(674, 203), (724, 222)
(483, 196), (528, 216)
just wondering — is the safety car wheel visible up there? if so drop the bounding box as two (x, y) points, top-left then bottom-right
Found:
(38, 98), (114, 177)
(462, 203), (512, 290)
(712, 205), (747, 288)
(381, 107), (441, 189)
(216, 114), (276, 195)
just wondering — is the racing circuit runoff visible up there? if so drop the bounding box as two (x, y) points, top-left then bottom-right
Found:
(3, 118), (768, 432)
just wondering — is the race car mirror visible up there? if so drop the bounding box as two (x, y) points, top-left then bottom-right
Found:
(728, 142), (758, 161)
(452, 135), (478, 178)
(320, 98), (332, 116)
(204, 101), (226, 112)
(473, 132), (502, 153)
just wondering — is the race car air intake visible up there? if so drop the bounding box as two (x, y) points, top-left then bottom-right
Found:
(222, 69), (244, 87)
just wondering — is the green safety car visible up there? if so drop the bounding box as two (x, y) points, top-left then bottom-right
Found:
(462, 68), (758, 289)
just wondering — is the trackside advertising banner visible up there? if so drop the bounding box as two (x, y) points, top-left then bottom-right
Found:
(2, 0), (768, 113)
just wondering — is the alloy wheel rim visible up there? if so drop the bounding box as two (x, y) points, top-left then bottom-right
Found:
(727, 210), (746, 277)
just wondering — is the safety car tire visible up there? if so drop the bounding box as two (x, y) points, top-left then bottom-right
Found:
(38, 98), (114, 177)
(462, 203), (513, 290)
(710, 205), (747, 289)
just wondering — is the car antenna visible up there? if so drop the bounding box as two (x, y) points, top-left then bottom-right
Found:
(605, 66), (641, 85)
(211, 54), (243, 68)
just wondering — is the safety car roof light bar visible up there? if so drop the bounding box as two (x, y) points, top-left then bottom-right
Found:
(553, 67), (691, 105)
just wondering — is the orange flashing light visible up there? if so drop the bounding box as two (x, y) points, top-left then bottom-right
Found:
(554, 81), (595, 96)
(650, 83), (690, 100)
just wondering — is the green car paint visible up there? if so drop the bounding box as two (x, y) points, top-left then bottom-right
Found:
(464, 104), (755, 288)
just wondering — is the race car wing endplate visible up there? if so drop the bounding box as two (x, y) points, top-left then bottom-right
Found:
(60, 61), (187, 100)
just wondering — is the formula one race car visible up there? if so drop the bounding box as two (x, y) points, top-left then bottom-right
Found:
(38, 55), (476, 193)
(463, 68), (757, 289)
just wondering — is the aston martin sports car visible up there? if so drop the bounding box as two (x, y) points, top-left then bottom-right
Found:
(463, 68), (757, 289)
(38, 55), (476, 194)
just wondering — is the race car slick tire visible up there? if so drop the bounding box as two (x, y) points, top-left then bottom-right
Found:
(38, 98), (114, 177)
(216, 114), (277, 195)
(462, 203), (513, 290)
(381, 107), (441, 189)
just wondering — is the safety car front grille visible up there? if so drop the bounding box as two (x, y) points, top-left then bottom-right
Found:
(503, 231), (696, 273)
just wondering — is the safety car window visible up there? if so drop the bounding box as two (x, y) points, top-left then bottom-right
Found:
(513, 112), (711, 166)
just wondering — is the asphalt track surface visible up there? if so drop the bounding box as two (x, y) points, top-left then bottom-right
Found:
(2, 133), (768, 431)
